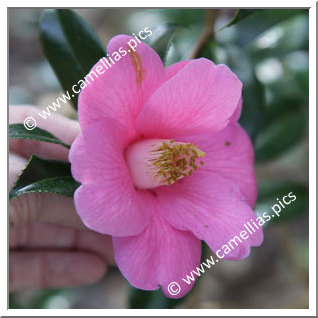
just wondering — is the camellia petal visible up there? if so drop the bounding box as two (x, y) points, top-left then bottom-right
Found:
(231, 98), (242, 122)
(74, 183), (154, 237)
(156, 171), (263, 260)
(113, 214), (201, 298)
(78, 35), (166, 130)
(69, 117), (153, 236)
(179, 122), (257, 207)
(135, 58), (242, 138)
(165, 60), (191, 81)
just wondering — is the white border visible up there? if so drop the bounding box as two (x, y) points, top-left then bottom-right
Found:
(308, 0), (316, 314)
(3, 1), (316, 316)
(2, 0), (316, 8)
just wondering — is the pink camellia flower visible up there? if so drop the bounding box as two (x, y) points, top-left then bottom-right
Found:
(69, 35), (263, 298)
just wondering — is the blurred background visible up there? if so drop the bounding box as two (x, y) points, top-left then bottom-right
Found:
(9, 8), (309, 309)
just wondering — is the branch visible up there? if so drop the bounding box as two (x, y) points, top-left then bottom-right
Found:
(190, 9), (219, 59)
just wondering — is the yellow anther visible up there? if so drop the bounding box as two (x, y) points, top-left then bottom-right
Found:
(149, 140), (205, 185)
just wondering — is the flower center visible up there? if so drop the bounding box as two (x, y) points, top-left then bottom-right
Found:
(126, 139), (205, 189)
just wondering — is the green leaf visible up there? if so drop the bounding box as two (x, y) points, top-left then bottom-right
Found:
(40, 9), (106, 108)
(255, 181), (308, 225)
(56, 9), (106, 74)
(150, 24), (178, 64)
(218, 9), (308, 47)
(9, 155), (80, 199)
(40, 10), (84, 108)
(12, 156), (73, 187)
(10, 177), (80, 199)
(9, 124), (70, 149)
(219, 9), (259, 30)
(255, 110), (307, 162)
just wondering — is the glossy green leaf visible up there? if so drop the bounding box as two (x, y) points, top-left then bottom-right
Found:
(10, 177), (80, 199)
(9, 155), (79, 199)
(56, 9), (106, 74)
(255, 181), (308, 225)
(40, 9), (106, 108)
(9, 124), (70, 149)
(150, 23), (177, 64)
(219, 9), (259, 30)
(40, 10), (84, 107)
(255, 110), (307, 162)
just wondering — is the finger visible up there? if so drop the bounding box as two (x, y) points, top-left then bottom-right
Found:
(9, 105), (80, 161)
(9, 192), (86, 230)
(9, 153), (28, 190)
(10, 222), (115, 265)
(9, 251), (107, 292)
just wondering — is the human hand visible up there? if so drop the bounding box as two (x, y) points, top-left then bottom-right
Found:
(9, 105), (115, 292)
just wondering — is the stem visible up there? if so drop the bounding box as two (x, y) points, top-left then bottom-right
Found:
(190, 9), (219, 59)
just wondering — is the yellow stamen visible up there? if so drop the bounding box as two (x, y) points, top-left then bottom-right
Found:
(149, 140), (205, 185)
